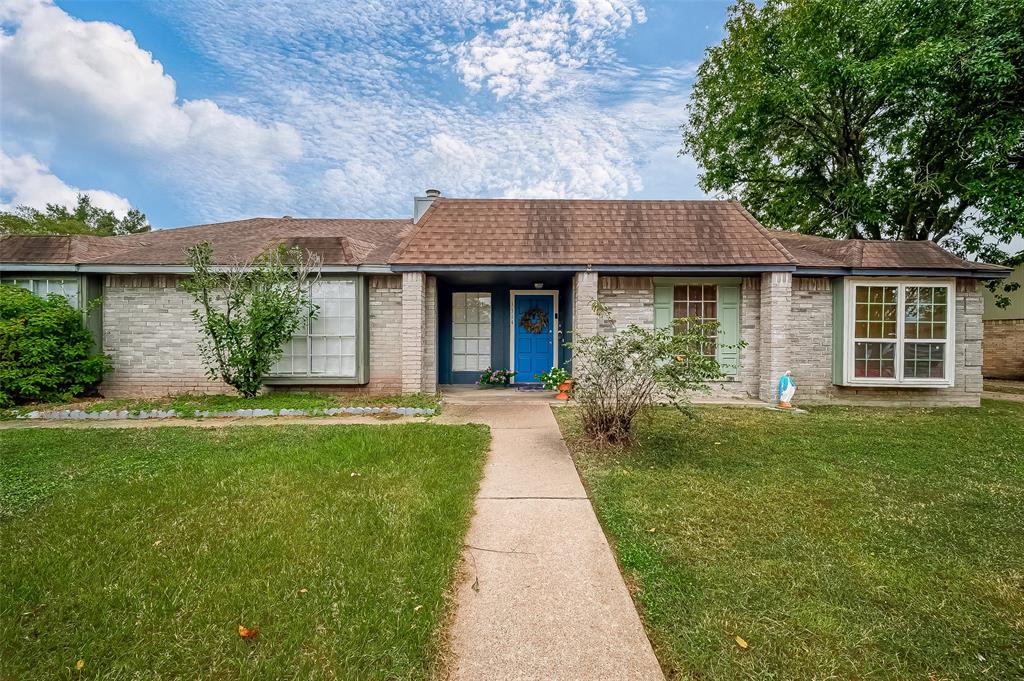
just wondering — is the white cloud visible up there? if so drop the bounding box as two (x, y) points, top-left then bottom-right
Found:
(449, 0), (646, 100)
(0, 151), (133, 216)
(0, 0), (302, 219)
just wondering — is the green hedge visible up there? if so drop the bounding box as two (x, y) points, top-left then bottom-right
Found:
(0, 285), (111, 407)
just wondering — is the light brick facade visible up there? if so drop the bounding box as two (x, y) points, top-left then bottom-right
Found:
(100, 273), (411, 397)
(983, 319), (1024, 379)
(95, 269), (983, 406)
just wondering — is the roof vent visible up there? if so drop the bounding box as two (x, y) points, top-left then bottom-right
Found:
(413, 189), (442, 223)
(281, 215), (293, 219)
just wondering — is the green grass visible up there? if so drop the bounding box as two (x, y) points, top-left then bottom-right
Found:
(2, 391), (440, 419)
(557, 401), (1024, 680)
(0, 423), (488, 679)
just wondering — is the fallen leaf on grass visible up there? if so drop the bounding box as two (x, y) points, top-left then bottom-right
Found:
(299, 588), (308, 595)
(153, 539), (162, 546)
(238, 625), (259, 639)
(350, 472), (361, 478)
(647, 527), (657, 533)
(414, 605), (423, 611)
(735, 635), (748, 649)
(76, 659), (85, 670)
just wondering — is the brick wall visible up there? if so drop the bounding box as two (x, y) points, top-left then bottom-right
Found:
(983, 319), (1024, 379)
(597, 276), (654, 332)
(101, 274), (228, 396)
(100, 273), (407, 397)
(593, 275), (760, 399)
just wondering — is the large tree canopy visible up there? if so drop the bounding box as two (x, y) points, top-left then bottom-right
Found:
(682, 0), (1024, 263)
(0, 194), (150, 236)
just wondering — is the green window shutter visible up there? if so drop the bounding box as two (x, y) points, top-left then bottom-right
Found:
(654, 284), (673, 330)
(716, 284), (741, 376)
(832, 278), (844, 384)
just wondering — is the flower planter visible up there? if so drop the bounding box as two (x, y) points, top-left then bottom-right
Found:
(556, 380), (574, 400)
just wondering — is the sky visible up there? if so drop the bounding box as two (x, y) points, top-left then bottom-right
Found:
(0, 0), (731, 228)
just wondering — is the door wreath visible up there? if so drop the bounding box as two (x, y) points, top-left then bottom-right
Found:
(519, 307), (549, 334)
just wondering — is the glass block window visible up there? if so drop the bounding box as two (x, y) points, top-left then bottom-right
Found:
(452, 292), (491, 372)
(2, 277), (80, 308)
(270, 279), (358, 378)
(847, 282), (953, 384)
(673, 284), (717, 356)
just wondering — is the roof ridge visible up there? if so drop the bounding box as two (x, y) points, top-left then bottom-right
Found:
(731, 202), (798, 265)
(388, 199), (441, 263)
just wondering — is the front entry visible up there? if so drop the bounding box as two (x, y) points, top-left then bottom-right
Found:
(512, 293), (556, 383)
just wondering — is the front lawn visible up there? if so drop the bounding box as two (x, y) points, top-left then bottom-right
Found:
(1, 391), (440, 419)
(1, 424), (488, 679)
(557, 401), (1024, 680)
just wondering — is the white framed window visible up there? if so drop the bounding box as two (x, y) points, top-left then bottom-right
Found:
(843, 279), (954, 387)
(452, 292), (491, 372)
(2, 277), (81, 308)
(270, 279), (358, 378)
(673, 284), (718, 357)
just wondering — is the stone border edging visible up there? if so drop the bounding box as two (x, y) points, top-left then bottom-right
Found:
(16, 406), (437, 421)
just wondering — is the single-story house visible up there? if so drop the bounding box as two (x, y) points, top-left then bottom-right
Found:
(0, 192), (1011, 406)
(982, 262), (1024, 379)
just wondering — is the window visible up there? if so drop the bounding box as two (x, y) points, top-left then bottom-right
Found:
(452, 292), (491, 372)
(2, 277), (80, 308)
(270, 279), (358, 378)
(673, 284), (717, 357)
(845, 280), (953, 385)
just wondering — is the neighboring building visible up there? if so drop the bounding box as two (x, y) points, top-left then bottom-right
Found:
(982, 263), (1024, 379)
(0, 193), (1010, 406)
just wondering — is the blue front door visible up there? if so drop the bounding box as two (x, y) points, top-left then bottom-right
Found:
(513, 294), (555, 383)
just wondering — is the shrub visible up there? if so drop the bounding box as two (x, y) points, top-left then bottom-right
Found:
(567, 301), (744, 445)
(0, 285), (111, 406)
(181, 241), (321, 398)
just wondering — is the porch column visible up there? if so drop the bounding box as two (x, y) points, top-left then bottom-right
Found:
(422, 275), (438, 394)
(573, 271), (600, 339)
(401, 271), (426, 394)
(758, 271), (792, 403)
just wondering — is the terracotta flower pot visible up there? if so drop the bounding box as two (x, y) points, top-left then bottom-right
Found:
(556, 380), (573, 401)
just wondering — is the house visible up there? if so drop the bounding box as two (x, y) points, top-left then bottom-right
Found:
(0, 192), (1010, 406)
(982, 262), (1024, 379)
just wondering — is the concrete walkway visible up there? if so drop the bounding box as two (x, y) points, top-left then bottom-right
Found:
(437, 394), (665, 681)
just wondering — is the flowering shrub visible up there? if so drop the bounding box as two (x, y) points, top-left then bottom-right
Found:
(535, 367), (571, 391)
(478, 367), (516, 386)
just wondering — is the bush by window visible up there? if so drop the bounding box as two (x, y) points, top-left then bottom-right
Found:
(0, 285), (111, 406)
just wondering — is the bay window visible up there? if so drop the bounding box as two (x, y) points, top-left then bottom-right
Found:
(842, 280), (953, 386)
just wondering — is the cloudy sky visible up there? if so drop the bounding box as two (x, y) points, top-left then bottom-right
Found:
(0, 0), (731, 228)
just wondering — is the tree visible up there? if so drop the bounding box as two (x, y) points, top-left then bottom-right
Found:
(181, 242), (321, 398)
(567, 302), (744, 445)
(0, 194), (150, 236)
(682, 0), (1024, 264)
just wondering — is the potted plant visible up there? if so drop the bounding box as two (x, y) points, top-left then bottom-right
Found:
(536, 367), (572, 399)
(478, 367), (516, 388)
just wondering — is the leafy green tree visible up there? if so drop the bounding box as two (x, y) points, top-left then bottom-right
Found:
(0, 194), (150, 236)
(181, 242), (321, 398)
(682, 0), (1024, 265)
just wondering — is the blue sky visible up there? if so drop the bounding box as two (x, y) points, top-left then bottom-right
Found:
(0, 0), (731, 228)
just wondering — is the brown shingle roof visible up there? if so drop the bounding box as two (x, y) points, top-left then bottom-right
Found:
(0, 234), (123, 264)
(771, 231), (1009, 273)
(1, 218), (413, 267)
(0, 201), (1009, 276)
(391, 199), (795, 266)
